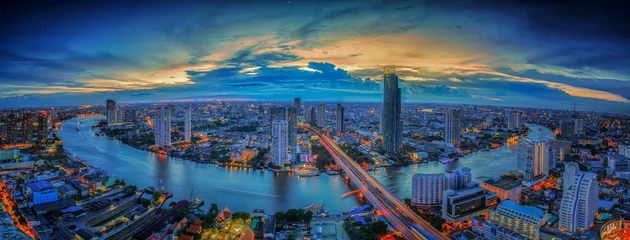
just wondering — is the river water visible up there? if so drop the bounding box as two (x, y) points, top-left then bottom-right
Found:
(59, 118), (553, 213)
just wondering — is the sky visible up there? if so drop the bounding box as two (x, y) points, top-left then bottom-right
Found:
(1, 0), (630, 113)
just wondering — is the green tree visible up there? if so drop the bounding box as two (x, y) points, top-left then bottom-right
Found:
(232, 212), (251, 222)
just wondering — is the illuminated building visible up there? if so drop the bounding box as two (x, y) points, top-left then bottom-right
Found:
(106, 99), (117, 125)
(412, 173), (446, 206)
(154, 106), (172, 146)
(22, 112), (33, 143)
(6, 113), (17, 144)
(600, 218), (630, 240)
(271, 120), (289, 165)
(490, 200), (545, 240)
(559, 119), (575, 139)
(446, 167), (472, 190)
(336, 103), (345, 134)
(517, 137), (549, 183)
(559, 162), (599, 233)
(49, 107), (57, 130)
(480, 178), (522, 203)
(442, 186), (496, 222)
(36, 112), (48, 145)
(548, 139), (571, 166)
(184, 106), (191, 142)
(269, 106), (286, 134)
(507, 110), (523, 130)
(382, 66), (402, 154)
(288, 107), (297, 153)
(26, 180), (58, 205)
(484, 115), (493, 128)
(317, 103), (326, 127)
(472, 216), (524, 240)
(445, 108), (460, 146)
(304, 106), (316, 124)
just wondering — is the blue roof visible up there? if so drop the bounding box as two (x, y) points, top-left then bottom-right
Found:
(348, 205), (371, 215)
(354, 216), (367, 225)
(27, 180), (54, 192)
(500, 200), (545, 218)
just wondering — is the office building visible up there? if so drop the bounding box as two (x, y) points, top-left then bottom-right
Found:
(480, 178), (522, 203)
(472, 216), (526, 240)
(508, 111), (523, 130)
(517, 137), (549, 183)
(445, 109), (461, 146)
(6, 113), (17, 144)
(22, 112), (33, 143)
(271, 120), (289, 166)
(287, 107), (297, 153)
(442, 187), (497, 222)
(37, 111), (48, 145)
(382, 66), (402, 154)
(317, 103), (326, 127)
(308, 107), (316, 124)
(116, 108), (124, 123)
(184, 106), (192, 142)
(154, 106), (172, 146)
(127, 109), (137, 122)
(269, 107), (287, 134)
(560, 119), (575, 139)
(27, 180), (58, 205)
(293, 98), (301, 114)
(335, 103), (345, 134)
(573, 119), (584, 134)
(549, 139), (572, 165)
(106, 99), (117, 125)
(412, 173), (446, 205)
(559, 162), (599, 233)
(490, 200), (546, 240)
(49, 107), (57, 129)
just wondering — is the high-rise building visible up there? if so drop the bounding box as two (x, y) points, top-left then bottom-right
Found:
(573, 119), (584, 134)
(127, 109), (137, 122)
(287, 107), (297, 153)
(517, 137), (549, 182)
(6, 113), (17, 144)
(382, 66), (402, 154)
(335, 103), (345, 134)
(445, 167), (472, 190)
(116, 108), (124, 123)
(184, 106), (192, 142)
(508, 111), (523, 130)
(490, 200), (546, 240)
(49, 107), (57, 130)
(271, 120), (289, 166)
(22, 112), (33, 143)
(559, 162), (599, 233)
(317, 103), (326, 127)
(258, 105), (265, 114)
(106, 99), (117, 125)
(293, 98), (301, 115)
(485, 115), (493, 128)
(37, 112), (48, 145)
(442, 187), (497, 222)
(412, 173), (446, 205)
(560, 119), (575, 139)
(445, 109), (461, 146)
(269, 107), (287, 134)
(154, 106), (172, 146)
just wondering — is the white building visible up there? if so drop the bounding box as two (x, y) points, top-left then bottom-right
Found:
(184, 106), (192, 142)
(412, 174), (446, 205)
(517, 137), (549, 182)
(559, 162), (599, 233)
(271, 120), (289, 166)
(508, 111), (523, 130)
(445, 109), (460, 146)
(490, 200), (546, 240)
(154, 106), (172, 146)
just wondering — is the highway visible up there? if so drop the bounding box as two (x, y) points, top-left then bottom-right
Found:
(307, 126), (447, 240)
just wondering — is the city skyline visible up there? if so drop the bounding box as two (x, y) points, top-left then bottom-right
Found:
(1, 1), (630, 113)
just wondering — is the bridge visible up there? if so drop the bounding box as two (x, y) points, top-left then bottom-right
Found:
(306, 125), (447, 240)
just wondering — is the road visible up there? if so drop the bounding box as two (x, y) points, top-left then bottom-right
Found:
(307, 126), (447, 240)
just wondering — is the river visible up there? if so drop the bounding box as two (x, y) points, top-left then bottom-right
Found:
(59, 118), (553, 213)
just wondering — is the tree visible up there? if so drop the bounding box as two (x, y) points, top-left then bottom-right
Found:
(152, 191), (162, 201)
(232, 212), (251, 222)
(119, 179), (126, 186)
(287, 231), (298, 240)
(274, 211), (285, 221)
(366, 220), (388, 235)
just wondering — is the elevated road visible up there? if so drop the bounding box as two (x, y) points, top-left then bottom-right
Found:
(307, 126), (447, 240)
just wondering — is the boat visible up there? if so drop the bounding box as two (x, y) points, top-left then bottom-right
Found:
(296, 170), (320, 177)
(326, 170), (339, 175)
(440, 158), (454, 164)
(189, 190), (205, 209)
(304, 200), (324, 211)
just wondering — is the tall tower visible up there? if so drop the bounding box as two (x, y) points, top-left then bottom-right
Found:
(287, 107), (297, 154)
(184, 105), (192, 142)
(517, 137), (549, 182)
(269, 106), (287, 134)
(445, 109), (460, 146)
(7, 113), (17, 144)
(49, 107), (57, 130)
(154, 106), (172, 146)
(293, 98), (301, 115)
(317, 103), (326, 127)
(106, 99), (117, 125)
(22, 112), (33, 143)
(336, 103), (345, 134)
(382, 66), (402, 154)
(37, 111), (48, 145)
(508, 110), (522, 130)
(559, 162), (599, 233)
(271, 120), (289, 166)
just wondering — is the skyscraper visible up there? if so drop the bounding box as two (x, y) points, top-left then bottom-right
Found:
(154, 106), (172, 146)
(287, 107), (297, 153)
(22, 112), (33, 143)
(106, 99), (117, 125)
(335, 103), (345, 134)
(508, 110), (523, 130)
(559, 162), (599, 233)
(184, 106), (192, 142)
(49, 107), (57, 130)
(560, 119), (575, 139)
(317, 103), (326, 127)
(445, 109), (461, 146)
(37, 111), (48, 145)
(382, 66), (402, 154)
(293, 98), (301, 114)
(269, 106), (287, 134)
(271, 120), (289, 166)
(6, 113), (17, 144)
(517, 137), (549, 182)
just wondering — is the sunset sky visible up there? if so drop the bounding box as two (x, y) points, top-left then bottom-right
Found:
(1, 0), (629, 112)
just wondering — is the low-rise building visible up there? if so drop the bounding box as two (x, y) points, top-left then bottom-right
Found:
(490, 200), (546, 240)
(442, 187), (497, 222)
(26, 180), (58, 205)
(480, 178), (522, 203)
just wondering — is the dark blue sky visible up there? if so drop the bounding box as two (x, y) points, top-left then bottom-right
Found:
(1, 0), (629, 112)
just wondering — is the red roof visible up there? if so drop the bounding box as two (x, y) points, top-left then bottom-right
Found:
(179, 235), (194, 240)
(192, 220), (203, 226)
(187, 225), (203, 234)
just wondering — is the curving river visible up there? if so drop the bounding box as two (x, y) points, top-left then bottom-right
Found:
(59, 118), (553, 213)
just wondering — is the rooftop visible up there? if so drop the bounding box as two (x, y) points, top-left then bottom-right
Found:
(27, 180), (54, 192)
(488, 178), (521, 190)
(499, 200), (545, 219)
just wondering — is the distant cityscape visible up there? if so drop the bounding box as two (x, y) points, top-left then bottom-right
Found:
(0, 66), (629, 240)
